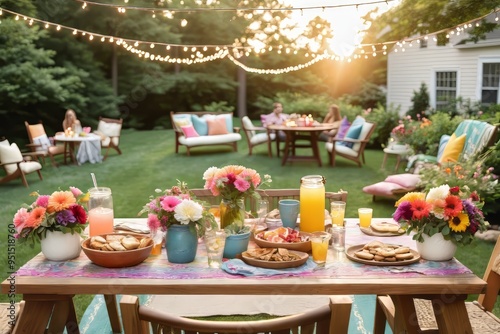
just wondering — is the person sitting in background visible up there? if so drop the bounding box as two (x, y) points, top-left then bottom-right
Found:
(263, 102), (288, 140)
(62, 109), (83, 134)
(319, 104), (342, 142)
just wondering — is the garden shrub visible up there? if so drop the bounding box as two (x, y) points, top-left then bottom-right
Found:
(363, 103), (400, 148)
(407, 82), (430, 119)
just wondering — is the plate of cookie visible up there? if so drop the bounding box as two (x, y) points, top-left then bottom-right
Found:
(359, 221), (405, 237)
(346, 240), (420, 266)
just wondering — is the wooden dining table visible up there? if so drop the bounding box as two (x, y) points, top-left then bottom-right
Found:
(2, 218), (486, 334)
(266, 124), (336, 166)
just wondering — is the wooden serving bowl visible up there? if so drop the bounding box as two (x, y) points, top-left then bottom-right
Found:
(81, 233), (153, 268)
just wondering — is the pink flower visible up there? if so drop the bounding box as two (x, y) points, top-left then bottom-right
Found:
(35, 195), (50, 208)
(70, 186), (83, 198)
(13, 208), (29, 233)
(234, 178), (250, 192)
(161, 196), (182, 212)
(147, 214), (161, 232)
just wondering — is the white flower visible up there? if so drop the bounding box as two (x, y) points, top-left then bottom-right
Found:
(426, 184), (450, 202)
(174, 200), (203, 224)
(202, 167), (218, 180)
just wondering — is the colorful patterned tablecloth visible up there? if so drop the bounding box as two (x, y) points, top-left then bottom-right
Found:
(16, 219), (472, 279)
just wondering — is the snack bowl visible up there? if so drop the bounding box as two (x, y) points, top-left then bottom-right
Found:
(81, 233), (153, 268)
(253, 229), (312, 252)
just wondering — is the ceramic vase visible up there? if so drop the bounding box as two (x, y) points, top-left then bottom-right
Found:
(223, 231), (251, 259)
(416, 233), (457, 261)
(40, 231), (82, 261)
(165, 224), (198, 263)
(219, 198), (245, 230)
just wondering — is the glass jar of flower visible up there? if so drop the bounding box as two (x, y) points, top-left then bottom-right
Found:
(203, 165), (272, 258)
(393, 184), (488, 261)
(12, 187), (89, 261)
(138, 181), (217, 263)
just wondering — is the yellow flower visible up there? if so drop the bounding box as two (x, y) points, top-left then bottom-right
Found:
(395, 192), (425, 207)
(449, 213), (470, 233)
(80, 192), (90, 203)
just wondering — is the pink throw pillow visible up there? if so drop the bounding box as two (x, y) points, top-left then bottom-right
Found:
(335, 117), (351, 140)
(384, 174), (421, 189)
(362, 182), (407, 197)
(207, 118), (229, 135)
(181, 125), (199, 138)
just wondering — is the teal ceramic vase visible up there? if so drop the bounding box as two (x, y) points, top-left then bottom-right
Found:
(223, 231), (251, 259)
(165, 224), (198, 263)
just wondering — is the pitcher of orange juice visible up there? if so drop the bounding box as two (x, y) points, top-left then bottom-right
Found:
(299, 175), (325, 233)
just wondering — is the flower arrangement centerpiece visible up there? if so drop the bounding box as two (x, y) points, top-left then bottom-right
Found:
(138, 180), (217, 237)
(138, 181), (217, 263)
(203, 165), (272, 234)
(393, 185), (488, 260)
(13, 187), (89, 245)
(12, 187), (89, 261)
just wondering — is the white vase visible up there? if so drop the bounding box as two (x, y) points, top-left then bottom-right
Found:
(416, 233), (457, 261)
(40, 231), (82, 261)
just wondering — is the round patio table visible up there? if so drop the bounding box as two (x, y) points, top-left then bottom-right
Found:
(267, 124), (337, 166)
(54, 133), (102, 165)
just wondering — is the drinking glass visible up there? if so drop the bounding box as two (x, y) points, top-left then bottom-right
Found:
(204, 230), (227, 268)
(330, 201), (346, 226)
(358, 208), (373, 228)
(88, 187), (114, 236)
(310, 232), (331, 264)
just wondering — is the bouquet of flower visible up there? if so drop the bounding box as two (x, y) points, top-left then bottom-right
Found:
(13, 187), (89, 245)
(138, 181), (216, 237)
(203, 165), (272, 201)
(393, 184), (488, 246)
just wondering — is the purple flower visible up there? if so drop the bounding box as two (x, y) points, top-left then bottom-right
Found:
(56, 210), (76, 226)
(393, 201), (413, 221)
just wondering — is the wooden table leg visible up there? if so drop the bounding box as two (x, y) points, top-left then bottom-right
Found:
(281, 132), (292, 166)
(310, 132), (322, 167)
(390, 295), (420, 334)
(104, 294), (123, 333)
(431, 295), (472, 333)
(381, 152), (388, 169)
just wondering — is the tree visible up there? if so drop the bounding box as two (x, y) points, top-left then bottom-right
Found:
(407, 83), (430, 118)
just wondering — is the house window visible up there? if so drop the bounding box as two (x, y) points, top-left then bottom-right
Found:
(436, 71), (457, 108)
(481, 63), (500, 105)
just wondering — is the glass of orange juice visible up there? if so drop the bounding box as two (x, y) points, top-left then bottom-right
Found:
(330, 201), (346, 226)
(310, 232), (330, 264)
(358, 208), (373, 228)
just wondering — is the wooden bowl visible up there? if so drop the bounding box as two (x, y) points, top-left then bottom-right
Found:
(81, 233), (153, 268)
(253, 231), (312, 252)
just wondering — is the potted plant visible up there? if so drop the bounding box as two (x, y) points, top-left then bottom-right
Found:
(203, 165), (272, 258)
(393, 184), (488, 261)
(12, 187), (89, 261)
(139, 181), (217, 263)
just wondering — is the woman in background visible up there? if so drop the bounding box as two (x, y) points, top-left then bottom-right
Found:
(62, 109), (83, 133)
(319, 104), (342, 141)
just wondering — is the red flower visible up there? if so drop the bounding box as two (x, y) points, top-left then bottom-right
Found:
(411, 199), (431, 219)
(70, 204), (87, 224)
(470, 191), (479, 202)
(444, 195), (463, 217)
(449, 186), (460, 195)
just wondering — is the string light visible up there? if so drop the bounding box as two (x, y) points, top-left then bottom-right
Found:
(0, 6), (498, 73)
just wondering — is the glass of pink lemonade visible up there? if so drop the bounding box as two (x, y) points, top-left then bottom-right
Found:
(88, 187), (114, 236)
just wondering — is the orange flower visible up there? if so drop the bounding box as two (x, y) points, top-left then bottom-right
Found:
(445, 167), (451, 175)
(411, 199), (431, 219)
(47, 191), (76, 213)
(25, 207), (46, 229)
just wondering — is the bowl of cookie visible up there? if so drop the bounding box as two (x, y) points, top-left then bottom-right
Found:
(81, 233), (153, 268)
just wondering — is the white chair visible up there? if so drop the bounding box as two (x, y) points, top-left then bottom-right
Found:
(94, 117), (123, 160)
(0, 139), (43, 187)
(241, 116), (276, 156)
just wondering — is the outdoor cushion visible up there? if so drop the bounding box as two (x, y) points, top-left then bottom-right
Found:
(172, 114), (192, 131)
(191, 114), (211, 136)
(242, 116), (256, 137)
(339, 124), (363, 148)
(385, 173), (421, 189)
(32, 134), (52, 153)
(439, 133), (466, 163)
(335, 117), (351, 140)
(332, 143), (357, 157)
(181, 125), (199, 138)
(207, 118), (229, 135)
(178, 133), (242, 147)
(362, 181), (410, 197)
(0, 143), (23, 174)
(251, 132), (275, 145)
(352, 122), (374, 152)
(20, 161), (42, 174)
(436, 134), (451, 161)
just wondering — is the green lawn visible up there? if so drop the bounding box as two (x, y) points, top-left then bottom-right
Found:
(0, 127), (497, 321)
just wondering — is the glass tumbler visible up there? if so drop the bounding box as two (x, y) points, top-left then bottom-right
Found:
(88, 187), (114, 236)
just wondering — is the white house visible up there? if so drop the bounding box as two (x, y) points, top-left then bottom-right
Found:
(387, 12), (500, 114)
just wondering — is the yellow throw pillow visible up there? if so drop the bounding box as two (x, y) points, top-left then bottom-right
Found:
(439, 133), (466, 163)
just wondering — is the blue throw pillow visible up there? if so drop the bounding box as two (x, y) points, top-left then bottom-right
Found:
(191, 115), (209, 136)
(338, 124), (363, 148)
